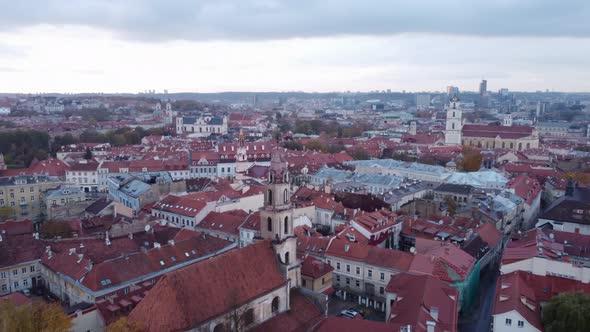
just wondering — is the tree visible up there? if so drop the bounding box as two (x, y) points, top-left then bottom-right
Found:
(84, 147), (93, 160)
(459, 146), (482, 172)
(39, 221), (74, 239)
(350, 148), (370, 160)
(305, 140), (328, 152)
(542, 292), (590, 332)
(0, 300), (72, 332)
(106, 317), (143, 332)
(0, 207), (15, 221)
(445, 196), (457, 216)
(226, 288), (253, 332)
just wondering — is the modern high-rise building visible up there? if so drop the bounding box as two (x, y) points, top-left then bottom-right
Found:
(446, 86), (460, 98)
(479, 80), (487, 95)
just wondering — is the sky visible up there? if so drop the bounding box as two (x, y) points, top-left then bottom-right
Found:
(0, 0), (589, 93)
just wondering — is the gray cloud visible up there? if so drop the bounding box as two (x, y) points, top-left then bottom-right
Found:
(0, 1), (589, 41)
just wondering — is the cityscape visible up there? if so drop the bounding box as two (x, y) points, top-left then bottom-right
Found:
(1, 2), (590, 332)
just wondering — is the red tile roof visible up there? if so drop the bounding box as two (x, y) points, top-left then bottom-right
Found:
(301, 256), (334, 279)
(252, 290), (325, 332)
(386, 273), (458, 332)
(197, 210), (249, 236)
(506, 175), (542, 206)
(462, 124), (534, 139)
(128, 241), (286, 332)
(314, 317), (394, 332)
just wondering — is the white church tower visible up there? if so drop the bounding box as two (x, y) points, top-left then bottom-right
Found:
(260, 150), (301, 289)
(445, 96), (463, 146)
(503, 113), (513, 127)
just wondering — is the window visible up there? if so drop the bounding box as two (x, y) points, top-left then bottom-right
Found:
(267, 189), (273, 205)
(1, 285), (6, 292)
(12, 270), (17, 276)
(336, 275), (340, 282)
(213, 323), (226, 332)
(368, 270), (373, 278)
(284, 216), (289, 235)
(271, 296), (280, 313)
(518, 321), (524, 328)
(284, 252), (289, 265)
(23, 279), (29, 287)
(346, 265), (350, 273)
(0, 272), (4, 279)
(336, 262), (340, 270)
(242, 308), (255, 326)
(13, 281), (19, 289)
(302, 279), (307, 287)
(30, 187), (34, 192)
(322, 277), (325, 285)
(380, 272), (385, 281)
(284, 189), (288, 204)
(356, 267), (360, 275)
(267, 217), (272, 232)
(346, 278), (350, 285)
(21, 267), (26, 274)
(379, 287), (384, 295)
(505, 318), (512, 326)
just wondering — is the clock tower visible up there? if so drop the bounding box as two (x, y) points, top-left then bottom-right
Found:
(260, 150), (301, 288)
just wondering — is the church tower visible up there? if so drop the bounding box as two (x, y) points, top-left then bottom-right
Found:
(235, 128), (250, 173)
(260, 150), (301, 288)
(445, 96), (463, 146)
(503, 113), (513, 127)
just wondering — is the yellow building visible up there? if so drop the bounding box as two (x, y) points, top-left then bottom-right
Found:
(461, 124), (539, 151)
(0, 175), (63, 221)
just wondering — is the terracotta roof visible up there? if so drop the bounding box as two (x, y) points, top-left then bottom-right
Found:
(252, 290), (325, 332)
(0, 220), (34, 236)
(128, 241), (286, 332)
(492, 271), (543, 331)
(197, 210), (249, 236)
(506, 175), (542, 206)
(476, 222), (502, 249)
(462, 124), (534, 139)
(386, 273), (458, 332)
(301, 256), (334, 279)
(314, 317), (394, 332)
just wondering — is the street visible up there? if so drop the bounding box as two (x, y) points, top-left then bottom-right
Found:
(458, 264), (500, 332)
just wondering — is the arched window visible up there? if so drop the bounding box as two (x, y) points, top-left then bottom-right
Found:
(452, 111), (455, 117)
(267, 189), (273, 205)
(242, 308), (255, 326)
(510, 142), (514, 149)
(284, 216), (289, 234)
(452, 123), (455, 130)
(283, 189), (288, 204)
(213, 323), (226, 332)
(271, 296), (279, 313)
(285, 252), (290, 265)
(267, 217), (272, 232)
(518, 142), (522, 151)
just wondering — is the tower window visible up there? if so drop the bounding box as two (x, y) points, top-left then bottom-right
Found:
(271, 296), (279, 313)
(285, 252), (289, 265)
(267, 189), (273, 205)
(267, 217), (272, 232)
(452, 111), (455, 117)
(452, 123), (455, 130)
(284, 216), (289, 235)
(283, 189), (288, 204)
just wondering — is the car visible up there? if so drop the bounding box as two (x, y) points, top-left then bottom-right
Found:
(348, 307), (366, 317)
(338, 310), (359, 319)
(21, 289), (31, 297)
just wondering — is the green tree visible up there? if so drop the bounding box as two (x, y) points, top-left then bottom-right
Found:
(445, 196), (457, 216)
(542, 292), (590, 332)
(84, 147), (93, 160)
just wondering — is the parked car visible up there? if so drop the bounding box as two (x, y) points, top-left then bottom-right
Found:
(21, 289), (31, 297)
(348, 307), (366, 317)
(338, 310), (359, 319)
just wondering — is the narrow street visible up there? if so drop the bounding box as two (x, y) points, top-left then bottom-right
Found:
(458, 264), (500, 332)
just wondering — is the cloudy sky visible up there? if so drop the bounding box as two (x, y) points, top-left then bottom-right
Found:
(0, 0), (589, 93)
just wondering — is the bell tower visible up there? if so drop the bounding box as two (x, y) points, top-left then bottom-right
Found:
(445, 95), (463, 146)
(260, 150), (301, 288)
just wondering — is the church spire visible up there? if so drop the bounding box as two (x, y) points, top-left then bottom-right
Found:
(239, 128), (245, 147)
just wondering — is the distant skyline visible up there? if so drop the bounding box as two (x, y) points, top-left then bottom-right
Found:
(1, 1), (590, 93)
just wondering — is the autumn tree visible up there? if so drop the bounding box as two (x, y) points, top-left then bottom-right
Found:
(458, 147), (482, 172)
(305, 140), (328, 152)
(39, 221), (74, 239)
(0, 207), (16, 221)
(542, 292), (590, 332)
(106, 317), (143, 332)
(0, 300), (72, 332)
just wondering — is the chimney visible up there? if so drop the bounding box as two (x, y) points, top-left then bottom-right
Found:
(128, 232), (133, 240)
(69, 248), (77, 255)
(154, 242), (161, 249)
(430, 307), (439, 321)
(168, 239), (175, 246)
(77, 254), (84, 263)
(426, 321), (436, 332)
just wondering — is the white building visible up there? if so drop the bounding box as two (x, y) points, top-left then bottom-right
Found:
(444, 96), (463, 145)
(175, 115), (228, 136)
(65, 160), (101, 192)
